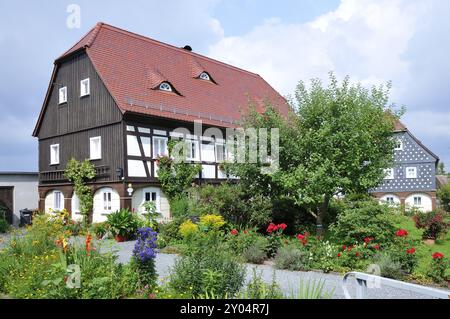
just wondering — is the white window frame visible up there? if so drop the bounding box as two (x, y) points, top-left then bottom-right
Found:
(159, 82), (172, 92)
(199, 72), (211, 81)
(394, 138), (403, 151)
(383, 168), (394, 180)
(414, 196), (422, 206)
(215, 142), (227, 162)
(80, 78), (90, 97)
(406, 167), (417, 179)
(89, 136), (102, 160)
(186, 139), (199, 161)
(103, 190), (112, 212)
(59, 86), (67, 104)
(50, 144), (60, 165)
(152, 136), (168, 158)
(54, 191), (63, 211)
(142, 187), (161, 212)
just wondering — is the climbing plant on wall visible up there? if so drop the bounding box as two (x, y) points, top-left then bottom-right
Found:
(65, 158), (96, 226)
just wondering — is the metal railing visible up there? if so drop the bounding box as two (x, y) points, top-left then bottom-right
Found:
(342, 271), (450, 299)
(125, 97), (238, 125)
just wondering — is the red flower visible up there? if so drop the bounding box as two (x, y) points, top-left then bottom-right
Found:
(432, 252), (444, 260)
(243, 230), (248, 235)
(341, 245), (347, 251)
(373, 244), (380, 251)
(278, 223), (287, 231)
(406, 248), (416, 255)
(347, 246), (352, 252)
(296, 233), (308, 246)
(337, 253), (341, 257)
(266, 223), (278, 233)
(364, 237), (374, 243)
(230, 229), (238, 236)
(85, 233), (93, 256)
(395, 229), (408, 237)
(355, 252), (360, 257)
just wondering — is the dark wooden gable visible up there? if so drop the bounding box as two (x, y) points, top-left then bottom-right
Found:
(33, 51), (123, 139)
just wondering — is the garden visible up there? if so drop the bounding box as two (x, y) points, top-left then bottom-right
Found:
(1, 74), (449, 299)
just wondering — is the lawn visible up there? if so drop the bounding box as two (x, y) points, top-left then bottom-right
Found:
(392, 214), (450, 282)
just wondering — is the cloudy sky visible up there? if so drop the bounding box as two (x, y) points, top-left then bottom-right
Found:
(0, 0), (449, 171)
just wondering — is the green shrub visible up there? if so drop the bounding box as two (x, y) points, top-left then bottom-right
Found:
(170, 195), (190, 218)
(413, 210), (449, 240)
(428, 253), (448, 284)
(91, 222), (109, 239)
(226, 228), (267, 255)
(188, 183), (272, 228)
(242, 237), (268, 264)
(0, 217), (9, 233)
(168, 232), (245, 298)
(374, 252), (404, 280)
(329, 198), (397, 245)
(274, 245), (309, 271)
(106, 208), (139, 239)
(240, 269), (283, 299)
(158, 218), (186, 246)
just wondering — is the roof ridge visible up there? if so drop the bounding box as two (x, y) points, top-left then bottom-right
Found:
(96, 22), (261, 78)
(58, 23), (102, 59)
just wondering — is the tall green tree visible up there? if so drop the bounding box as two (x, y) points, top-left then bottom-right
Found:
(229, 73), (401, 234)
(437, 162), (446, 175)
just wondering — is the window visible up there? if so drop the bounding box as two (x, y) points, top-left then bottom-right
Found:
(80, 78), (90, 96)
(384, 196), (394, 204)
(394, 139), (403, 151)
(126, 125), (135, 132)
(383, 168), (394, 180)
(54, 191), (63, 211)
(215, 143), (227, 162)
(199, 72), (210, 81)
(103, 191), (112, 212)
(143, 188), (160, 212)
(158, 82), (172, 92)
(89, 136), (102, 160)
(153, 136), (168, 158)
(414, 196), (422, 206)
(186, 140), (199, 161)
(59, 86), (67, 104)
(406, 167), (417, 179)
(127, 135), (141, 156)
(50, 144), (60, 165)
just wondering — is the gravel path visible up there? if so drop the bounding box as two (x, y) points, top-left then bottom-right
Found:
(102, 239), (448, 299)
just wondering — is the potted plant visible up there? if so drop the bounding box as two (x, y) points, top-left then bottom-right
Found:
(91, 222), (109, 239)
(413, 210), (449, 245)
(106, 208), (138, 242)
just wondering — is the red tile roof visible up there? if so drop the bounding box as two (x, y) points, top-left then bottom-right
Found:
(59, 22), (290, 127)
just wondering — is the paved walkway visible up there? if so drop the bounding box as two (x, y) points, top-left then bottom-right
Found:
(102, 240), (446, 299)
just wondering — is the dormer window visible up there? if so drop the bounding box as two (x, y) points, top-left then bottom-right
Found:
(199, 72), (211, 81)
(158, 82), (172, 92)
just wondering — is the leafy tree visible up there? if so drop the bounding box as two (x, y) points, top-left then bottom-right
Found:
(437, 182), (450, 212)
(437, 162), (446, 175)
(228, 73), (401, 234)
(65, 158), (96, 226)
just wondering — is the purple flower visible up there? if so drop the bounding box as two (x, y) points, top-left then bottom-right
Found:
(133, 227), (158, 263)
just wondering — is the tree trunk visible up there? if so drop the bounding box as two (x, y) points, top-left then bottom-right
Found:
(316, 195), (330, 236)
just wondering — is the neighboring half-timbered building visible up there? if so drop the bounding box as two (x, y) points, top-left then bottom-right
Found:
(32, 23), (290, 222)
(370, 121), (439, 212)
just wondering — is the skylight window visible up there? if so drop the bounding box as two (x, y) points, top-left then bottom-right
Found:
(159, 82), (172, 92)
(199, 72), (211, 81)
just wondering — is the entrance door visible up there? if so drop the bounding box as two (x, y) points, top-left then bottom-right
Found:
(0, 186), (14, 224)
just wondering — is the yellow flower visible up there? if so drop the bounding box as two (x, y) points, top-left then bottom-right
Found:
(178, 220), (199, 238)
(199, 214), (226, 230)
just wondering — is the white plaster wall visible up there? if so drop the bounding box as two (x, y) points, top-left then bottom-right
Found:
(379, 194), (401, 205)
(0, 174), (39, 226)
(405, 193), (433, 212)
(92, 187), (120, 223)
(131, 187), (171, 220)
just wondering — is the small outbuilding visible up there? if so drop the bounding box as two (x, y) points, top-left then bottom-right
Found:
(0, 172), (39, 226)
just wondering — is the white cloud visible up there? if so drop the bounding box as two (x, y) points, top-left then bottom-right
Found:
(209, 0), (423, 96)
(208, 0), (450, 166)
